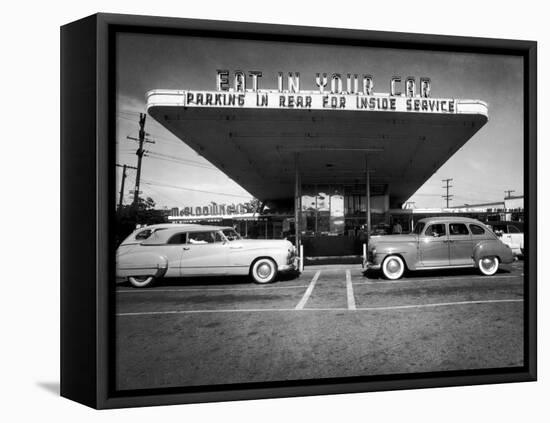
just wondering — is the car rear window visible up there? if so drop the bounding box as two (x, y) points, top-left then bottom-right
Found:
(449, 223), (469, 236)
(470, 224), (486, 235)
(135, 229), (152, 240)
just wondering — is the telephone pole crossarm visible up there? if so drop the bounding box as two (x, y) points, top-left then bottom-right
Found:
(442, 178), (453, 208)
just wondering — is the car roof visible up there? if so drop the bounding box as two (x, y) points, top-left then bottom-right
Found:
(132, 223), (232, 234)
(141, 225), (233, 245)
(133, 223), (202, 232)
(417, 216), (486, 225)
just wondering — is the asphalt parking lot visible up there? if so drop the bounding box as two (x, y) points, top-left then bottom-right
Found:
(115, 260), (524, 391)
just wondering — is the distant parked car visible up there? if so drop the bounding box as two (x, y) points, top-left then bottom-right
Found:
(486, 221), (524, 257)
(117, 224), (298, 287)
(364, 217), (514, 280)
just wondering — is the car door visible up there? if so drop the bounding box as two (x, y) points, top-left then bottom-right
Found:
(419, 223), (450, 267)
(180, 231), (229, 276)
(162, 232), (188, 277)
(448, 223), (474, 266)
(469, 223), (491, 256)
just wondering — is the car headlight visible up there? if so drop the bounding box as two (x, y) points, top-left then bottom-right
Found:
(288, 246), (296, 258)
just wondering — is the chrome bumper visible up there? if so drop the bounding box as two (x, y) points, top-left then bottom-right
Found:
(365, 261), (381, 270)
(280, 257), (300, 272)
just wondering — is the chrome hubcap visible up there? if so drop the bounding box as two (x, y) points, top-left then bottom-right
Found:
(481, 258), (496, 271)
(387, 259), (401, 274)
(257, 263), (271, 278)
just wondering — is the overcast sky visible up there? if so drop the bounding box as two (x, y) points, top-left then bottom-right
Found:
(116, 32), (523, 209)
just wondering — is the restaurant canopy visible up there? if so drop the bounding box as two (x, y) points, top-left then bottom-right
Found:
(147, 89), (488, 208)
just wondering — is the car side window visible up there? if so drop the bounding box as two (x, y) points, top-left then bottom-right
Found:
(188, 231), (217, 244)
(470, 224), (486, 235)
(508, 225), (521, 233)
(449, 223), (469, 236)
(167, 232), (187, 244)
(135, 229), (152, 240)
(425, 224), (446, 237)
(413, 222), (425, 235)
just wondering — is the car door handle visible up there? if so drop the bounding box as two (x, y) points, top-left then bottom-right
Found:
(230, 246), (243, 249)
(182, 247), (190, 250)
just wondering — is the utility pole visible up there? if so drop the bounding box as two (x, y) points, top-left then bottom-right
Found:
(116, 163), (137, 209)
(442, 178), (453, 208)
(127, 113), (155, 207)
(504, 190), (515, 199)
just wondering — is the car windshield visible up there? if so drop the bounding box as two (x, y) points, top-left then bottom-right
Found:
(222, 229), (241, 241)
(412, 222), (425, 235)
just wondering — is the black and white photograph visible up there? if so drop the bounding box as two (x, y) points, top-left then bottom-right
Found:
(3, 0), (546, 418)
(113, 29), (529, 392)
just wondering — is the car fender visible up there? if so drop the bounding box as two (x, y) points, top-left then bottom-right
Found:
(230, 246), (287, 268)
(116, 251), (169, 278)
(473, 240), (514, 265)
(373, 243), (417, 270)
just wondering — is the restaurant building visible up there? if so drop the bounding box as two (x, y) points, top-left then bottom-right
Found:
(147, 73), (488, 257)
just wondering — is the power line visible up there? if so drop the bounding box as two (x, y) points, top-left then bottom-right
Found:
(145, 133), (195, 148)
(145, 155), (219, 171)
(145, 151), (216, 169)
(141, 179), (252, 199)
(141, 184), (185, 207)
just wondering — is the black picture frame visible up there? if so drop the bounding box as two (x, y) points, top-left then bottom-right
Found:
(60, 13), (537, 409)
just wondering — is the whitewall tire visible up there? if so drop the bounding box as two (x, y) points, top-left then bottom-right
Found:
(128, 275), (155, 288)
(251, 258), (277, 284)
(478, 257), (499, 276)
(382, 255), (405, 280)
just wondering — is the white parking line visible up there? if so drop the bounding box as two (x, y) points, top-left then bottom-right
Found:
(295, 270), (321, 310)
(355, 299), (523, 311)
(352, 274), (521, 286)
(116, 298), (523, 316)
(345, 270), (356, 310)
(117, 284), (308, 293)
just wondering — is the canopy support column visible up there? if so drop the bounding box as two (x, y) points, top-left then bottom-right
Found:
(294, 153), (301, 250)
(365, 154), (371, 239)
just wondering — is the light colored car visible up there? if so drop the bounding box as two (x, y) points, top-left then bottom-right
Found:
(487, 221), (524, 257)
(364, 217), (514, 280)
(117, 224), (298, 287)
